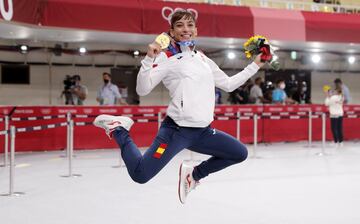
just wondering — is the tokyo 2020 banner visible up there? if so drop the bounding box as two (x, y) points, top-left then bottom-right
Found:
(1, 0), (360, 43)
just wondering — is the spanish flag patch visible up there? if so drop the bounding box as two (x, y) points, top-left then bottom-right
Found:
(153, 143), (167, 159)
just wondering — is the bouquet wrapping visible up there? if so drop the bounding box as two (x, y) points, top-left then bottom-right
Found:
(243, 35), (280, 70)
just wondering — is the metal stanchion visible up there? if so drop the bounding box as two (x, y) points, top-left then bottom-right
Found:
(1, 126), (25, 196)
(1, 116), (9, 167)
(236, 111), (240, 140)
(252, 114), (261, 159)
(61, 120), (81, 177)
(111, 151), (124, 168)
(316, 113), (327, 156)
(307, 110), (313, 148)
(157, 112), (162, 130)
(60, 112), (71, 158)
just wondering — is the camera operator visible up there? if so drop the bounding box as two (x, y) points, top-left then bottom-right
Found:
(61, 75), (88, 105)
(96, 72), (127, 105)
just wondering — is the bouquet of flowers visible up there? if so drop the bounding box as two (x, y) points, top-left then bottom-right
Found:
(323, 85), (331, 93)
(243, 35), (280, 70)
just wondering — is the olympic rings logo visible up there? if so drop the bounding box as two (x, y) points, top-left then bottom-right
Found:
(161, 6), (198, 25)
(0, 0), (13, 21)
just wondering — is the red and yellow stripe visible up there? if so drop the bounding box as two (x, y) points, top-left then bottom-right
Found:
(153, 143), (167, 159)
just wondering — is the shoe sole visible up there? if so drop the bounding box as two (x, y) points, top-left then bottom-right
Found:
(93, 114), (113, 127)
(93, 115), (134, 131)
(178, 163), (185, 204)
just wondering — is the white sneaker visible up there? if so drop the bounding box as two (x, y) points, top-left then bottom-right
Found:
(178, 162), (199, 204)
(339, 142), (344, 148)
(93, 114), (134, 138)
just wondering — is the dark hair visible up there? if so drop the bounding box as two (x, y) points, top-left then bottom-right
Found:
(73, 75), (81, 81)
(255, 77), (263, 83)
(170, 10), (196, 29)
(276, 79), (285, 85)
(103, 72), (111, 77)
(335, 87), (343, 95)
(334, 78), (342, 84)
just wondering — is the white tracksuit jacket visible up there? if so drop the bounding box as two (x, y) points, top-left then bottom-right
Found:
(325, 94), (344, 118)
(137, 46), (260, 127)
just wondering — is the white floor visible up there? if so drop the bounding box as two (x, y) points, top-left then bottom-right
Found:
(1, 141), (360, 224)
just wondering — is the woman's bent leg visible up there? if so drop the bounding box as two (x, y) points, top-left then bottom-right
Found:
(113, 125), (188, 184)
(188, 127), (248, 181)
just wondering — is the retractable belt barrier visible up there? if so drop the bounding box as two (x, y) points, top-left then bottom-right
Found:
(2, 110), (359, 196)
(10, 115), (66, 121)
(73, 113), (159, 124)
(1, 113), (76, 197)
(15, 122), (68, 133)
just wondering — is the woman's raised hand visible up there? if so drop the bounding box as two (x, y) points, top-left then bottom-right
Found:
(146, 42), (162, 58)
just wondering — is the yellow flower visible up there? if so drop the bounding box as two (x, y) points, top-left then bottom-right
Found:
(243, 34), (269, 59)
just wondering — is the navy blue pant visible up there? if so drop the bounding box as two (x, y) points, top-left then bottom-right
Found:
(113, 116), (248, 184)
(330, 117), (343, 143)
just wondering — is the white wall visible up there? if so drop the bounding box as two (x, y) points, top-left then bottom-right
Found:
(0, 65), (111, 105)
(0, 64), (175, 106)
(0, 63), (359, 106)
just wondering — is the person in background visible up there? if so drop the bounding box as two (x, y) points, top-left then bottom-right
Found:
(325, 87), (344, 147)
(272, 79), (295, 105)
(292, 81), (311, 104)
(96, 72), (127, 105)
(285, 74), (298, 100)
(249, 77), (270, 104)
(71, 75), (88, 105)
(228, 80), (251, 104)
(334, 78), (351, 104)
(215, 87), (222, 104)
(61, 74), (87, 105)
(118, 82), (129, 103)
(263, 81), (274, 102)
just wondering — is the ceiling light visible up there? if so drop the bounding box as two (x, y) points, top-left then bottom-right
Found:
(311, 54), (321, 63)
(348, 56), (355, 64)
(19, 45), (28, 53)
(133, 50), (140, 57)
(79, 47), (87, 54)
(227, 51), (236, 60)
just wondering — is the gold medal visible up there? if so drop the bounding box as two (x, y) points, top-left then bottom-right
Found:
(155, 33), (170, 49)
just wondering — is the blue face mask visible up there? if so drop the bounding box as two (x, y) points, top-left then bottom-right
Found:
(167, 40), (196, 56)
(176, 40), (196, 47)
